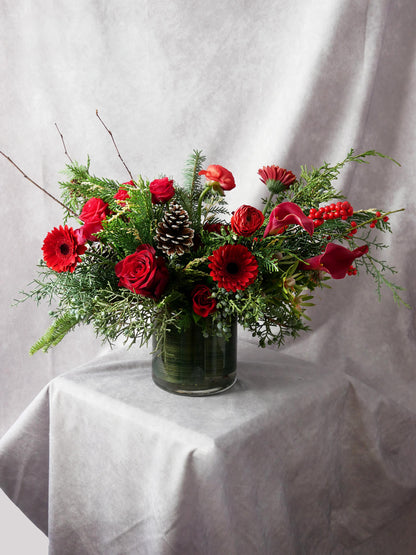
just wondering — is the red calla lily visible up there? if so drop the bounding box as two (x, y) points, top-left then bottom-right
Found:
(264, 202), (314, 237)
(301, 243), (369, 279)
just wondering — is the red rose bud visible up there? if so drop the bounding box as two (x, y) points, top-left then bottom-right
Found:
(42, 225), (87, 273)
(113, 188), (130, 206)
(80, 197), (109, 224)
(300, 243), (369, 279)
(231, 205), (265, 237)
(199, 165), (236, 191)
(191, 285), (217, 317)
(264, 202), (314, 237)
(115, 244), (169, 299)
(203, 222), (231, 235)
(149, 177), (175, 204)
(258, 165), (296, 194)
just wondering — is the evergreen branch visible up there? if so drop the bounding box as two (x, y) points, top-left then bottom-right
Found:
(183, 149), (206, 196)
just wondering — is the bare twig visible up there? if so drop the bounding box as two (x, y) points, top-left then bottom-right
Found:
(96, 109), (134, 181)
(54, 123), (73, 164)
(0, 150), (78, 216)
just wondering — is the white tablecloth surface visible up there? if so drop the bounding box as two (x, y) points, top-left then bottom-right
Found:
(1, 342), (416, 554)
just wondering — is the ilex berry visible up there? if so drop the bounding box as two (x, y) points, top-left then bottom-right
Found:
(308, 201), (354, 228)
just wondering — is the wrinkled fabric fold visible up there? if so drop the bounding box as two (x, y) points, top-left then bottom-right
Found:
(2, 346), (416, 553)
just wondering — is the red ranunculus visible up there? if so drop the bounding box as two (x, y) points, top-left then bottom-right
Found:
(149, 177), (175, 204)
(208, 244), (258, 292)
(301, 243), (369, 279)
(258, 165), (296, 193)
(199, 165), (236, 191)
(264, 202), (314, 237)
(231, 205), (265, 237)
(191, 285), (217, 317)
(115, 244), (169, 299)
(42, 225), (87, 273)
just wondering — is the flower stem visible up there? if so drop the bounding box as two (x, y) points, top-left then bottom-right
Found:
(263, 193), (275, 216)
(196, 185), (213, 225)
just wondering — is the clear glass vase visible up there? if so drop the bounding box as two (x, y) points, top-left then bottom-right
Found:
(152, 320), (237, 396)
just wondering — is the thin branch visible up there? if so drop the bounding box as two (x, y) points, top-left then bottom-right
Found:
(95, 109), (134, 181)
(0, 150), (78, 216)
(54, 123), (73, 164)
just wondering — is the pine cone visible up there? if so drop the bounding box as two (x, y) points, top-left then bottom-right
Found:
(155, 202), (194, 256)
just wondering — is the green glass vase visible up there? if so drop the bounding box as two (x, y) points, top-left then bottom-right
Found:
(152, 321), (237, 396)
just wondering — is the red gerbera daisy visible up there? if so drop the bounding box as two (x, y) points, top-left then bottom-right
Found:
(208, 244), (258, 292)
(258, 165), (296, 193)
(42, 225), (87, 273)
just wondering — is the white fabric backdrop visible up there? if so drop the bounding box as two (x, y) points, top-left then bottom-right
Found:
(1, 0), (415, 445)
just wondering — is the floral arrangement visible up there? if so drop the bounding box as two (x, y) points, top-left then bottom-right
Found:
(3, 123), (404, 354)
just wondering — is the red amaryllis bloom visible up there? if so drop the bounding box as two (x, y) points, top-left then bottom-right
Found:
(301, 243), (369, 279)
(231, 205), (264, 237)
(149, 177), (175, 204)
(42, 225), (87, 273)
(208, 244), (258, 292)
(199, 165), (235, 191)
(258, 165), (296, 193)
(191, 285), (217, 317)
(115, 244), (169, 299)
(264, 202), (314, 237)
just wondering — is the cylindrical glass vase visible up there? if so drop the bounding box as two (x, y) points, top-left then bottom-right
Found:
(152, 321), (237, 396)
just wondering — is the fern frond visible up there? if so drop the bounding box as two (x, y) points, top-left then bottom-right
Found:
(30, 312), (80, 354)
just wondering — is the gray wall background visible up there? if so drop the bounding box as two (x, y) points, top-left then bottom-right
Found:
(1, 0), (415, 443)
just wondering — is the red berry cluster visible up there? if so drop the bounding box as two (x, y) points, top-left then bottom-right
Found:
(370, 211), (389, 228)
(347, 265), (357, 276)
(308, 201), (354, 228)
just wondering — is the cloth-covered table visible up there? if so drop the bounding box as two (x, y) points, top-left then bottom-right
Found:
(1, 341), (416, 554)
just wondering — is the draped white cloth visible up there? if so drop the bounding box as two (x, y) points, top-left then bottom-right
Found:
(2, 343), (416, 554)
(0, 0), (415, 552)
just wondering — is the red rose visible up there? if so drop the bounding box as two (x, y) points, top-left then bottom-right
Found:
(199, 165), (235, 191)
(115, 244), (169, 299)
(149, 177), (175, 204)
(74, 222), (103, 245)
(80, 197), (109, 224)
(191, 285), (217, 317)
(231, 205), (265, 236)
(78, 197), (109, 242)
(264, 202), (314, 237)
